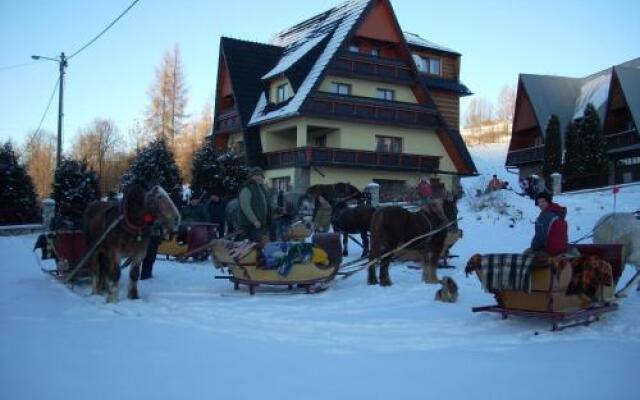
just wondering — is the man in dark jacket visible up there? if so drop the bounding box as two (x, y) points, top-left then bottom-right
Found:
(207, 193), (226, 239)
(531, 192), (568, 255)
(239, 167), (272, 244)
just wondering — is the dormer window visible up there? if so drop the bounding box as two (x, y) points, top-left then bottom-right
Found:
(412, 54), (441, 76)
(331, 82), (351, 96)
(349, 44), (359, 53)
(276, 83), (289, 103)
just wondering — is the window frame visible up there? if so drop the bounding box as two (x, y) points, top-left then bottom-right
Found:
(331, 82), (352, 96)
(412, 53), (442, 76)
(276, 83), (288, 103)
(271, 176), (291, 192)
(376, 88), (395, 101)
(375, 135), (403, 153)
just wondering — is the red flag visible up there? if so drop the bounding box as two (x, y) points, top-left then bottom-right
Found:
(612, 186), (620, 194)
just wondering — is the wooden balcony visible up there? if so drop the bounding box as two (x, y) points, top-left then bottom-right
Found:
(606, 128), (640, 151)
(328, 51), (414, 85)
(214, 108), (241, 134)
(264, 146), (440, 172)
(302, 92), (440, 129)
(505, 145), (544, 166)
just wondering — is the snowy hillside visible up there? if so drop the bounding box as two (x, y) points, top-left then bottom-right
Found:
(1, 143), (639, 400)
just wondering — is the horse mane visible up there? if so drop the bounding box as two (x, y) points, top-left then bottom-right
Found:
(122, 184), (147, 226)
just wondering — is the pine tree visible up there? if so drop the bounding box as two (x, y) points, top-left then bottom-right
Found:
(580, 103), (609, 182)
(563, 120), (585, 179)
(0, 142), (40, 225)
(122, 138), (182, 206)
(191, 140), (248, 199)
(51, 158), (100, 228)
(542, 114), (562, 183)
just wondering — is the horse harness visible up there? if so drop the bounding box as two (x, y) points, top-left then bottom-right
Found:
(120, 193), (156, 242)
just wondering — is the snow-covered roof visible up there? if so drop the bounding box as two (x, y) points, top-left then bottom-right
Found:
(404, 32), (460, 55)
(614, 65), (640, 128)
(250, 0), (370, 126)
(573, 71), (611, 120)
(262, 33), (329, 80)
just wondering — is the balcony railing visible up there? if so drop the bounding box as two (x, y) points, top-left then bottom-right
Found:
(303, 92), (440, 129)
(214, 108), (241, 134)
(505, 145), (544, 166)
(328, 51), (414, 84)
(264, 146), (440, 172)
(606, 128), (640, 151)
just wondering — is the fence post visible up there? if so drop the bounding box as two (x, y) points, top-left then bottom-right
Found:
(364, 182), (380, 207)
(42, 198), (55, 231)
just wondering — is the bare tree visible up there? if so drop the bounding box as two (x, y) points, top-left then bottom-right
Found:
(22, 129), (56, 200)
(496, 84), (516, 123)
(73, 118), (124, 194)
(145, 44), (189, 145)
(464, 97), (494, 128)
(175, 102), (212, 182)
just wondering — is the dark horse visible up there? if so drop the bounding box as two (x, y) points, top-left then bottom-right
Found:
(331, 201), (375, 257)
(306, 182), (362, 205)
(84, 184), (181, 302)
(368, 197), (459, 286)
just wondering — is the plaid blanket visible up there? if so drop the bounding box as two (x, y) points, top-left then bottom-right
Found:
(474, 253), (535, 293)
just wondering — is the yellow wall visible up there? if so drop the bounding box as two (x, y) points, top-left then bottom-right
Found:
(318, 75), (417, 103)
(269, 76), (294, 103)
(260, 128), (296, 152)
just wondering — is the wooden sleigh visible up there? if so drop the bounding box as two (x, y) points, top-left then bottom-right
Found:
(157, 222), (219, 261)
(212, 233), (342, 295)
(38, 230), (92, 284)
(470, 244), (625, 331)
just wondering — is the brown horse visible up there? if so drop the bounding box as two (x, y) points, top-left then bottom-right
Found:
(306, 182), (362, 205)
(84, 184), (181, 302)
(331, 201), (375, 257)
(368, 197), (459, 286)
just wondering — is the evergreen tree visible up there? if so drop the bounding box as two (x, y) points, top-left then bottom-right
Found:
(0, 142), (40, 225)
(542, 114), (562, 182)
(563, 120), (585, 179)
(580, 103), (609, 180)
(51, 158), (100, 228)
(191, 140), (248, 199)
(122, 138), (182, 205)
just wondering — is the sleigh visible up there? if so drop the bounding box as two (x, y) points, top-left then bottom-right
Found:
(36, 230), (91, 283)
(157, 222), (219, 261)
(469, 244), (624, 331)
(212, 233), (342, 295)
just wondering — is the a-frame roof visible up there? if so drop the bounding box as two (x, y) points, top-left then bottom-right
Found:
(615, 66), (640, 128)
(219, 37), (283, 128)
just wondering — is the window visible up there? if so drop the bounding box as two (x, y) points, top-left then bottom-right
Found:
(276, 83), (288, 103)
(272, 177), (291, 192)
(349, 44), (359, 53)
(314, 135), (327, 147)
(371, 47), (380, 57)
(331, 82), (351, 96)
(375, 135), (402, 153)
(412, 53), (441, 75)
(376, 88), (395, 101)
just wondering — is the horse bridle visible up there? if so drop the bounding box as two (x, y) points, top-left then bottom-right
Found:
(121, 190), (156, 241)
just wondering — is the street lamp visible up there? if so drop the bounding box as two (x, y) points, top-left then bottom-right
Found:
(32, 52), (67, 168)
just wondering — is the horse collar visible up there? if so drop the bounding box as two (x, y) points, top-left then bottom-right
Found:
(121, 200), (152, 241)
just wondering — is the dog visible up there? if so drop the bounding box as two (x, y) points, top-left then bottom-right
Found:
(435, 276), (458, 303)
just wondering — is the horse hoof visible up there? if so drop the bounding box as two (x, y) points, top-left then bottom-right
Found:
(342, 251), (348, 257)
(380, 280), (393, 287)
(368, 278), (379, 285)
(128, 290), (139, 300)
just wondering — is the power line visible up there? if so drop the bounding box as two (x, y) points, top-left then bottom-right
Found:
(33, 76), (61, 136)
(68, 0), (141, 60)
(0, 61), (36, 71)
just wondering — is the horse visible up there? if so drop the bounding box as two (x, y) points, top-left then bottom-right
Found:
(331, 201), (375, 257)
(84, 184), (181, 302)
(368, 197), (459, 286)
(306, 182), (362, 205)
(593, 212), (640, 293)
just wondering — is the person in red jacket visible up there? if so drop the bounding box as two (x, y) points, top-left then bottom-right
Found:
(531, 192), (568, 255)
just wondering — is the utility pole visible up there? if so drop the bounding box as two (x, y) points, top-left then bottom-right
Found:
(32, 52), (67, 167)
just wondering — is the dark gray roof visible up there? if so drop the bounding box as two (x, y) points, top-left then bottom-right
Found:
(615, 66), (640, 127)
(520, 74), (582, 139)
(404, 32), (460, 55)
(421, 75), (472, 96)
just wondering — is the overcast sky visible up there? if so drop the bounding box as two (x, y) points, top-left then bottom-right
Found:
(1, 0), (639, 151)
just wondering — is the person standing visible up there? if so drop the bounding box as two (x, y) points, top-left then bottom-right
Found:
(140, 220), (163, 280)
(207, 193), (226, 239)
(238, 167), (272, 244)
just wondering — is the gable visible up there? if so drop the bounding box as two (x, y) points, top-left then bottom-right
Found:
(217, 57), (233, 100)
(355, 0), (402, 43)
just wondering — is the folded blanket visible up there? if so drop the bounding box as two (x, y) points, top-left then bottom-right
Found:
(474, 253), (535, 293)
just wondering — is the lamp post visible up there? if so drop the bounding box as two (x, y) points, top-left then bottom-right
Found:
(32, 52), (67, 168)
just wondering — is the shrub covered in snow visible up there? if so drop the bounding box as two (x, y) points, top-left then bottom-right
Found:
(191, 140), (248, 199)
(0, 142), (40, 225)
(51, 158), (100, 229)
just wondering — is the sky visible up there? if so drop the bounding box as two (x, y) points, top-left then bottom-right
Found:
(1, 0), (639, 152)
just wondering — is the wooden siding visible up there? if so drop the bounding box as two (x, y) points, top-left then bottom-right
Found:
(430, 90), (459, 128)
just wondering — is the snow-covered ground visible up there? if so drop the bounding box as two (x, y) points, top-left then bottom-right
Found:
(2, 142), (639, 400)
